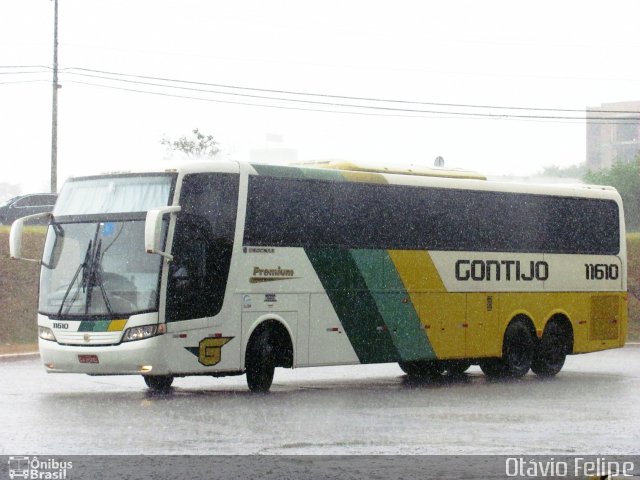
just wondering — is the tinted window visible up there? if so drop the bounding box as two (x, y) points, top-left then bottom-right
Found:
(31, 195), (56, 206)
(12, 195), (55, 208)
(166, 173), (240, 321)
(40, 195), (57, 206)
(13, 196), (35, 207)
(244, 176), (620, 255)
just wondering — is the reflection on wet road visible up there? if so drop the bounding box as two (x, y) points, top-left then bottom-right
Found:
(1, 346), (638, 454)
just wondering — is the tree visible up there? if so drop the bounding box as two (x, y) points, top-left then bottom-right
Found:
(583, 157), (640, 232)
(161, 128), (220, 159)
(539, 164), (587, 178)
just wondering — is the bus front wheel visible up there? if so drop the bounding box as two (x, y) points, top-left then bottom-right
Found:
(445, 361), (471, 376)
(398, 360), (444, 377)
(144, 375), (174, 391)
(245, 328), (276, 393)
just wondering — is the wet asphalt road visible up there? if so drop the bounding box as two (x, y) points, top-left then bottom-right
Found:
(1, 345), (638, 455)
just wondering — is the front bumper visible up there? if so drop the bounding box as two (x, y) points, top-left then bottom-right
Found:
(39, 334), (170, 375)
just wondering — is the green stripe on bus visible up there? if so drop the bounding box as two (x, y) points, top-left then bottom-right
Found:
(78, 320), (111, 332)
(300, 167), (344, 181)
(251, 164), (344, 181)
(305, 247), (399, 364)
(257, 163), (414, 363)
(350, 249), (436, 362)
(250, 164), (305, 178)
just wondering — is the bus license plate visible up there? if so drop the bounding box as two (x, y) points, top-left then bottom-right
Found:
(78, 354), (99, 364)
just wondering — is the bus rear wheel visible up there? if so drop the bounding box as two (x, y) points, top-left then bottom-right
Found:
(531, 321), (568, 377)
(481, 318), (534, 378)
(398, 360), (444, 377)
(479, 358), (506, 378)
(144, 375), (174, 392)
(445, 361), (472, 376)
(245, 328), (276, 393)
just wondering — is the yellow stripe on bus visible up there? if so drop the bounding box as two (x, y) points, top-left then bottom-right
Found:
(108, 319), (128, 332)
(388, 250), (446, 292)
(339, 170), (387, 184)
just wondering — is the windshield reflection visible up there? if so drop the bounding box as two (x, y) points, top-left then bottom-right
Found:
(39, 220), (163, 318)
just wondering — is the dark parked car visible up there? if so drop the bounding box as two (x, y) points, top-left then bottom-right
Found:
(0, 193), (57, 225)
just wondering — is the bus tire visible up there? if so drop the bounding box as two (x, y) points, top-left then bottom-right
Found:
(502, 318), (535, 377)
(531, 321), (569, 377)
(479, 359), (506, 378)
(445, 361), (471, 376)
(398, 360), (444, 377)
(245, 327), (276, 393)
(144, 375), (173, 391)
(481, 318), (534, 378)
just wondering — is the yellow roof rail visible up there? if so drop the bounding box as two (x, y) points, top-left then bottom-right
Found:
(301, 160), (486, 180)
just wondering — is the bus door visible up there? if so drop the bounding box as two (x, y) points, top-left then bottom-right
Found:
(164, 173), (240, 372)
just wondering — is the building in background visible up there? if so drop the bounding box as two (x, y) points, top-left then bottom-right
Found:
(586, 101), (640, 170)
(250, 133), (298, 164)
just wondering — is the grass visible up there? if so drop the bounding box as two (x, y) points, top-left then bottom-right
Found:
(0, 226), (46, 346)
(0, 228), (639, 346)
(626, 232), (640, 342)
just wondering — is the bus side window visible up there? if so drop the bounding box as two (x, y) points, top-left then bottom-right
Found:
(166, 215), (210, 321)
(166, 173), (239, 322)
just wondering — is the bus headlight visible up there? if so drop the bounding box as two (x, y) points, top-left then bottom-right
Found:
(122, 324), (164, 342)
(39, 326), (57, 342)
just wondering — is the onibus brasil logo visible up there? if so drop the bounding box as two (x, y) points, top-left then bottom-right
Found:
(7, 457), (72, 479)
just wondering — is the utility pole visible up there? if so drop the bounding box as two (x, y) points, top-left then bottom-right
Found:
(50, 0), (59, 193)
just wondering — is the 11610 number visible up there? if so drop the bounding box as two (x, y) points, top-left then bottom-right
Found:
(585, 263), (619, 280)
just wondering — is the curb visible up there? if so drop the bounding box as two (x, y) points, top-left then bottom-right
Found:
(0, 352), (39, 362)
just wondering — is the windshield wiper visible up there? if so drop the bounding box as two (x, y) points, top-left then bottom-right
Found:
(57, 239), (92, 317)
(84, 238), (113, 315)
(56, 224), (115, 317)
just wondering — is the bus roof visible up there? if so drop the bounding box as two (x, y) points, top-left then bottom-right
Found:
(73, 159), (620, 203)
(297, 160), (487, 180)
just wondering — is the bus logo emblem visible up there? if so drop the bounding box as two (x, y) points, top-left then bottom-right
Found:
(185, 337), (234, 366)
(249, 266), (297, 283)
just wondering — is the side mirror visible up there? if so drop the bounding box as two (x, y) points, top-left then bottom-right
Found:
(9, 212), (52, 262)
(145, 206), (181, 260)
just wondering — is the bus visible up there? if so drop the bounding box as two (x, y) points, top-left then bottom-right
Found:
(10, 160), (627, 392)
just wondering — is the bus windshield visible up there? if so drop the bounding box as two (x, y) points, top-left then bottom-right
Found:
(39, 173), (175, 318)
(53, 174), (174, 217)
(39, 220), (164, 317)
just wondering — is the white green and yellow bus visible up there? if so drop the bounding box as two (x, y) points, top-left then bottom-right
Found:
(10, 160), (628, 392)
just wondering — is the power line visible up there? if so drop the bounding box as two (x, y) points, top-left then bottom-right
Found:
(3, 62), (638, 123)
(66, 80), (460, 119)
(0, 65), (51, 70)
(0, 70), (52, 75)
(65, 66), (640, 116)
(62, 70), (640, 122)
(0, 79), (49, 85)
(66, 80), (638, 125)
(4, 64), (640, 119)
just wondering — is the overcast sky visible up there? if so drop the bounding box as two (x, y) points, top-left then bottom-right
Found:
(2, 0), (640, 193)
